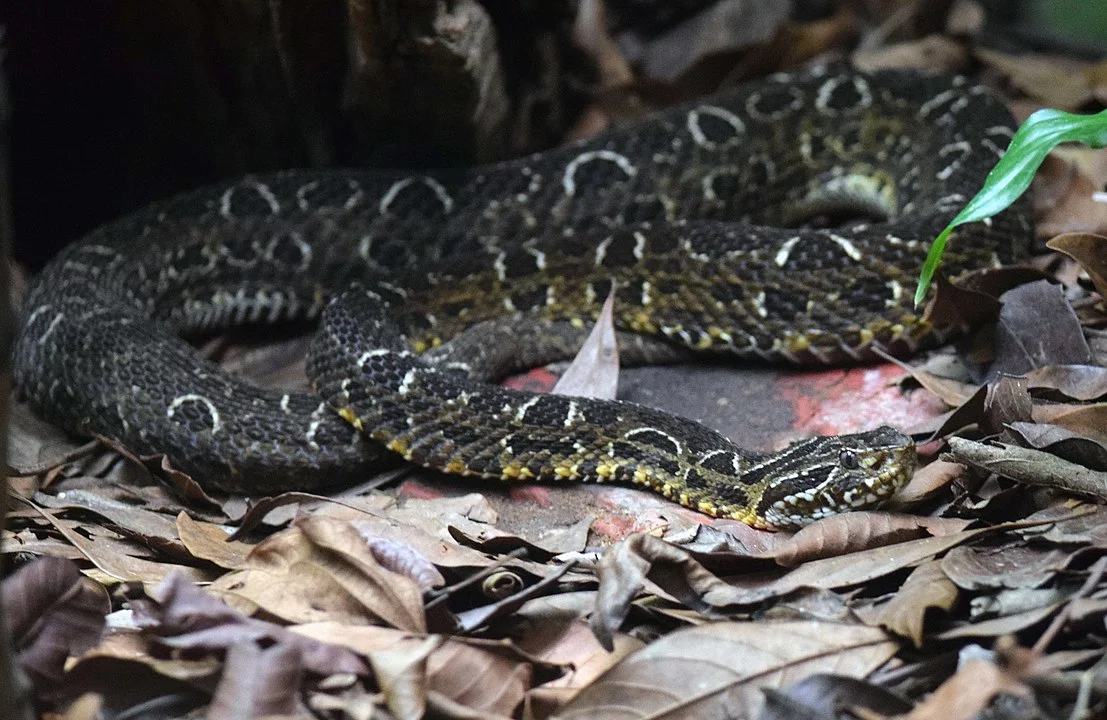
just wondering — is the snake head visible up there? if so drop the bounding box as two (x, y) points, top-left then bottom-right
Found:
(754, 425), (916, 530)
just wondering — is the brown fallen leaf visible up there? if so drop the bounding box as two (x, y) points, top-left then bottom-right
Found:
(590, 527), (1000, 648)
(852, 35), (970, 75)
(208, 642), (303, 720)
(292, 622), (543, 717)
(975, 47), (1103, 110)
(553, 621), (896, 720)
(135, 571), (367, 678)
(1007, 422), (1107, 471)
(863, 560), (958, 647)
(210, 516), (427, 631)
(1036, 403), (1107, 447)
(993, 280), (1092, 376)
(941, 544), (1076, 591)
(899, 659), (1029, 720)
(1027, 364), (1107, 402)
(4, 556), (109, 698)
(176, 512), (252, 570)
(553, 284), (619, 399)
(1034, 156), (1107, 238)
(755, 512), (972, 568)
(759, 673), (913, 719)
(1047, 233), (1107, 300)
(894, 459), (966, 505)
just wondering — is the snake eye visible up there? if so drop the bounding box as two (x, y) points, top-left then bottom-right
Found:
(838, 449), (859, 469)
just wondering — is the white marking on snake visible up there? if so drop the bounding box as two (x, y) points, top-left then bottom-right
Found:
(37, 312), (64, 346)
(527, 247), (547, 270)
(753, 291), (768, 318)
(280, 395), (291, 413)
(685, 105), (746, 149)
(503, 296), (516, 312)
(815, 75), (872, 114)
(494, 251), (507, 281)
(918, 89), (956, 118)
(626, 427), (683, 456)
(344, 180), (365, 210)
(562, 151), (637, 195)
(936, 141), (972, 180)
(641, 279), (652, 306)
(828, 234), (863, 262)
(167, 394), (222, 434)
(886, 280), (904, 304)
(632, 231), (647, 260)
(26, 304), (53, 327)
(774, 236), (802, 267)
(295, 181), (320, 211)
(594, 236), (613, 266)
(564, 401), (580, 428)
(397, 369), (418, 396)
(514, 396), (541, 422)
(379, 176), (454, 215)
(356, 349), (392, 367)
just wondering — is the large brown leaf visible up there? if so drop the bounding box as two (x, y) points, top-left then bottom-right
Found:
(553, 621), (896, 719)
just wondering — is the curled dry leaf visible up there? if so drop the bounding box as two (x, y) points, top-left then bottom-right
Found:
(861, 560), (959, 648)
(1007, 422), (1107, 471)
(1047, 233), (1107, 300)
(4, 556), (109, 696)
(176, 512), (252, 570)
(292, 622), (537, 718)
(591, 527), (995, 649)
(210, 516), (427, 631)
(139, 571), (367, 677)
(894, 459), (967, 505)
(755, 512), (969, 568)
(208, 642), (303, 720)
(554, 621), (896, 720)
(1027, 364), (1107, 402)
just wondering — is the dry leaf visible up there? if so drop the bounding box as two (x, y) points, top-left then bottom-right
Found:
(865, 560), (958, 647)
(210, 517), (427, 631)
(1047, 233), (1107, 299)
(554, 621), (896, 719)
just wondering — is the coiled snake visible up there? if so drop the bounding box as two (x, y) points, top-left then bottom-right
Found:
(14, 68), (1032, 529)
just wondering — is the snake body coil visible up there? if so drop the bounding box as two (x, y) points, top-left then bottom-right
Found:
(14, 68), (1033, 528)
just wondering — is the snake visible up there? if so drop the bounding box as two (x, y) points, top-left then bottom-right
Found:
(13, 67), (1033, 530)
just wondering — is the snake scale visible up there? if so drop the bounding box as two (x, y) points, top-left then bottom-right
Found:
(14, 68), (1033, 529)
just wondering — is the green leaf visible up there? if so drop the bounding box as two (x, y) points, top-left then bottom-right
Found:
(914, 107), (1107, 307)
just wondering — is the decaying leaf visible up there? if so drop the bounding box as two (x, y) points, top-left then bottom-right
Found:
(4, 557), (110, 696)
(863, 560), (959, 647)
(210, 516), (427, 631)
(554, 621), (896, 719)
(553, 284), (620, 399)
(1047, 233), (1107, 299)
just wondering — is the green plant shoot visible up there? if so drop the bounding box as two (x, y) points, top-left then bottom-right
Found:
(915, 106), (1107, 307)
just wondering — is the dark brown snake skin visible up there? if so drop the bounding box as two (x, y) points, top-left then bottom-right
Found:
(13, 68), (1033, 529)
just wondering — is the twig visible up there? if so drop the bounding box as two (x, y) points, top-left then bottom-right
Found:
(947, 437), (1107, 501)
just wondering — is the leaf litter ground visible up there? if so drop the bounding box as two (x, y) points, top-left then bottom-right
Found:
(7, 3), (1107, 719)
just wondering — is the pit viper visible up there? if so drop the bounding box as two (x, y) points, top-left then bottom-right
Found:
(13, 68), (1033, 529)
